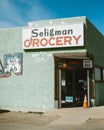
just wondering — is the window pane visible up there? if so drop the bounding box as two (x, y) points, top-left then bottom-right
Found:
(95, 68), (101, 81)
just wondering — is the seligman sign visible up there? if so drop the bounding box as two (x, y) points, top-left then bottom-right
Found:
(22, 23), (84, 49)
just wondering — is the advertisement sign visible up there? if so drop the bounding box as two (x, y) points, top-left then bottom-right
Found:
(83, 60), (92, 68)
(22, 23), (84, 49)
(0, 53), (23, 78)
(4, 53), (23, 76)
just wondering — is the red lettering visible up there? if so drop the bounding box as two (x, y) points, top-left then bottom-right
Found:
(56, 37), (63, 46)
(32, 39), (39, 47)
(24, 35), (82, 49)
(64, 36), (72, 45)
(49, 37), (55, 46)
(40, 38), (47, 46)
(73, 35), (81, 44)
(24, 39), (31, 48)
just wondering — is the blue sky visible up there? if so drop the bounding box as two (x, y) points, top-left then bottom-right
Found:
(0, 0), (104, 34)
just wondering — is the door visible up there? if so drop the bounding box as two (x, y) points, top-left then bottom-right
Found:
(60, 69), (87, 108)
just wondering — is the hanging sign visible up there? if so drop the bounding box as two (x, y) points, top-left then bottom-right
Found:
(22, 23), (84, 49)
(83, 60), (92, 68)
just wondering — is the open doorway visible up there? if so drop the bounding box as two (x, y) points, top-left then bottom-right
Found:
(61, 69), (87, 107)
(55, 58), (93, 108)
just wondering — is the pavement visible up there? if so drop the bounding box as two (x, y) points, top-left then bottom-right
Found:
(44, 106), (104, 126)
(0, 106), (104, 126)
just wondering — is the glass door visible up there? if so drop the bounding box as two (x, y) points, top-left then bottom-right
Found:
(61, 69), (87, 107)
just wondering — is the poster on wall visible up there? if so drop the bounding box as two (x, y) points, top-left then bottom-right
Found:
(4, 53), (23, 76)
(0, 52), (23, 78)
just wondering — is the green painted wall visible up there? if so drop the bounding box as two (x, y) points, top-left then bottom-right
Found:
(0, 28), (55, 111)
(85, 18), (104, 65)
(85, 19), (104, 106)
(0, 16), (87, 111)
(95, 83), (104, 106)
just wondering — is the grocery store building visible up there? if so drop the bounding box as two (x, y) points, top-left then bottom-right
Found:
(0, 16), (104, 112)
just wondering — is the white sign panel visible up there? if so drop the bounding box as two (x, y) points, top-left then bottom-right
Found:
(22, 23), (84, 49)
(83, 60), (92, 68)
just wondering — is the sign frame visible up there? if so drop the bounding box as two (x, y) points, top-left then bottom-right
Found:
(22, 23), (84, 49)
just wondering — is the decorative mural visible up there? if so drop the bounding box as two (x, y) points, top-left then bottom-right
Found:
(0, 53), (23, 78)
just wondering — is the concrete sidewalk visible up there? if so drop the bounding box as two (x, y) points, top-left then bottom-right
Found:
(44, 106), (104, 125)
(0, 106), (104, 126)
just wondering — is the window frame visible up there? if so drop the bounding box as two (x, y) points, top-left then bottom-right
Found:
(94, 65), (104, 82)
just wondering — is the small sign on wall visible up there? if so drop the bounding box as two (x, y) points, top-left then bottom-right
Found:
(61, 80), (66, 86)
(83, 60), (92, 68)
(65, 96), (73, 102)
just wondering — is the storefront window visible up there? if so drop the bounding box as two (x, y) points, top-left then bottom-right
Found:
(95, 68), (101, 81)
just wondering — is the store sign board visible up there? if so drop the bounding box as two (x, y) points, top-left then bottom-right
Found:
(83, 60), (92, 68)
(22, 23), (84, 49)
